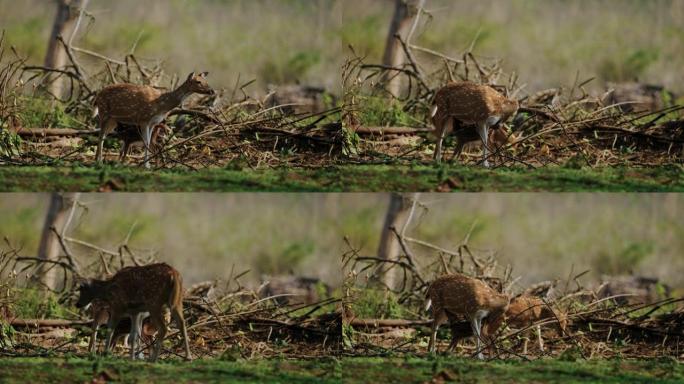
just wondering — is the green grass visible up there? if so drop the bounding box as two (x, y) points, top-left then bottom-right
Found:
(0, 356), (680, 383)
(0, 164), (682, 192)
(0, 357), (341, 384)
(341, 356), (684, 384)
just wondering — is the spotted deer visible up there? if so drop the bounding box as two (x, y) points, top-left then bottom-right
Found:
(76, 263), (191, 361)
(425, 273), (509, 359)
(94, 72), (214, 168)
(431, 81), (519, 166)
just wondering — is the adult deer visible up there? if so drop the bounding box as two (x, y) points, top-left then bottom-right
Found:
(431, 81), (518, 167)
(94, 72), (214, 168)
(76, 263), (191, 361)
(425, 273), (509, 359)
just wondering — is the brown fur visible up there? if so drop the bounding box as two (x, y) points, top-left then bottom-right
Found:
(431, 81), (518, 165)
(76, 263), (191, 361)
(425, 273), (509, 359)
(94, 72), (213, 167)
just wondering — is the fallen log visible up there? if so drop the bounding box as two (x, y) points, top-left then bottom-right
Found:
(10, 318), (91, 327)
(12, 127), (96, 137)
(353, 126), (431, 135)
(347, 318), (431, 327)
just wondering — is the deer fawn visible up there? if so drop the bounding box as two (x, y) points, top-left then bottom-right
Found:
(489, 294), (567, 354)
(115, 123), (172, 164)
(94, 72), (214, 168)
(86, 299), (158, 357)
(76, 263), (191, 361)
(431, 81), (519, 167)
(446, 294), (568, 355)
(425, 273), (509, 359)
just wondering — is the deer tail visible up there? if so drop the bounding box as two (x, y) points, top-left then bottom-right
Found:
(92, 107), (99, 119)
(424, 284), (433, 312)
(169, 271), (184, 310)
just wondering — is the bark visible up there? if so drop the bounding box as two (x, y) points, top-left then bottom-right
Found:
(35, 193), (79, 290)
(374, 193), (418, 288)
(381, 0), (425, 97)
(44, 0), (88, 97)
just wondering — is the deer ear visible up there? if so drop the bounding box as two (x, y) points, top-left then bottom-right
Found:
(187, 72), (196, 81)
(200, 71), (209, 77)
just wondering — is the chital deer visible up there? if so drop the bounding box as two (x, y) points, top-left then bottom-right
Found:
(488, 294), (567, 354)
(431, 81), (519, 167)
(425, 273), (509, 359)
(76, 263), (191, 361)
(86, 299), (158, 357)
(115, 123), (172, 164)
(94, 72), (214, 168)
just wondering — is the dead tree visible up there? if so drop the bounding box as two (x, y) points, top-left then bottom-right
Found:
(44, 0), (89, 97)
(381, 0), (425, 97)
(374, 193), (419, 288)
(35, 193), (80, 289)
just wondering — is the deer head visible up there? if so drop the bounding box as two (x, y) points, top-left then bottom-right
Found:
(75, 279), (107, 309)
(183, 71), (214, 95)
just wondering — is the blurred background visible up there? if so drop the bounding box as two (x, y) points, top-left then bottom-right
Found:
(0, 193), (682, 290)
(0, 0), (342, 94)
(343, 0), (684, 93)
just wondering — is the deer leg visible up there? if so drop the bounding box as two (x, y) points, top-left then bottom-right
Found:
(171, 306), (193, 361)
(88, 323), (99, 354)
(149, 311), (167, 362)
(119, 140), (130, 163)
(96, 119), (117, 164)
(471, 316), (485, 360)
(477, 122), (490, 168)
(428, 309), (447, 354)
(142, 124), (153, 169)
(128, 314), (141, 360)
(537, 325), (544, 352)
(433, 118), (451, 164)
(103, 316), (119, 355)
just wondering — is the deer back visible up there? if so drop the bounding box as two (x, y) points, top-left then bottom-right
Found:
(95, 84), (163, 124)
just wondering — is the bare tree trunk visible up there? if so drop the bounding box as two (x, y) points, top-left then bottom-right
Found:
(35, 193), (79, 290)
(44, 0), (88, 97)
(375, 193), (418, 288)
(381, 0), (425, 97)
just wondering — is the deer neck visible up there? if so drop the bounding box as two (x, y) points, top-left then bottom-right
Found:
(155, 83), (193, 114)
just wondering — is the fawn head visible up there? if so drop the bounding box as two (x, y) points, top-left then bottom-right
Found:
(502, 98), (519, 118)
(183, 71), (214, 95)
